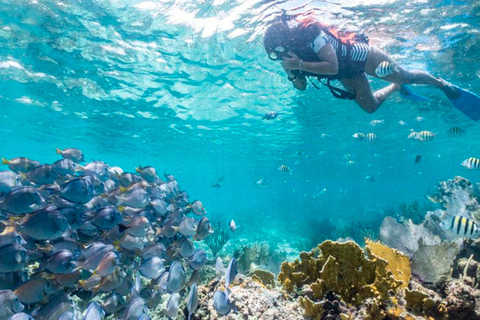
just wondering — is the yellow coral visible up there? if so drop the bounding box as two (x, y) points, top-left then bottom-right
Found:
(278, 240), (403, 306)
(365, 239), (411, 289)
(250, 269), (275, 287)
(298, 296), (323, 320)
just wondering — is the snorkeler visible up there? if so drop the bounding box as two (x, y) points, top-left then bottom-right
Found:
(264, 14), (480, 120)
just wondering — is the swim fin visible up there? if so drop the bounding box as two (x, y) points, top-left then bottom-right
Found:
(399, 85), (431, 102)
(447, 85), (480, 122)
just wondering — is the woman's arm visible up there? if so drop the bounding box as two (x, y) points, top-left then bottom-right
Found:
(282, 44), (338, 76)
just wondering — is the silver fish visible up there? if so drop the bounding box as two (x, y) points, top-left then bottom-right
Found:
(43, 250), (75, 274)
(229, 219), (239, 232)
(141, 243), (166, 260)
(121, 297), (146, 320)
(139, 257), (165, 280)
(84, 301), (105, 320)
(102, 293), (125, 315)
(225, 258), (238, 290)
(177, 217), (197, 237)
(80, 161), (110, 178)
(14, 278), (54, 304)
(18, 209), (69, 240)
(189, 200), (206, 216)
(1, 157), (40, 173)
(8, 312), (35, 320)
(122, 216), (151, 237)
(0, 244), (28, 272)
(60, 178), (96, 204)
(95, 251), (119, 277)
(187, 283), (198, 320)
(215, 257), (225, 280)
(178, 237), (195, 258)
(166, 261), (185, 294)
(25, 164), (58, 185)
(56, 148), (85, 163)
(195, 217), (213, 240)
(135, 166), (157, 183)
(51, 158), (77, 176)
(36, 293), (74, 320)
(213, 290), (233, 316)
(163, 294), (179, 319)
(0, 171), (21, 194)
(0, 186), (45, 215)
(189, 250), (206, 271)
(117, 188), (150, 208)
(0, 232), (26, 248)
(0, 290), (24, 320)
(92, 207), (122, 229)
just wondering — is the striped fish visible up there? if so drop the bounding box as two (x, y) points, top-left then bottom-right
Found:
(407, 132), (417, 140)
(447, 127), (464, 135)
(415, 130), (435, 141)
(462, 157), (480, 169)
(370, 119), (384, 126)
(374, 61), (398, 78)
(278, 165), (292, 174)
(352, 133), (365, 140)
(440, 215), (480, 239)
(365, 133), (377, 143)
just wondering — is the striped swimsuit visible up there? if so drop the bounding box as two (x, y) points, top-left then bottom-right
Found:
(290, 23), (370, 80)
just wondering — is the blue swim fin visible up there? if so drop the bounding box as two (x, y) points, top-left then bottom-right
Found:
(399, 85), (431, 102)
(447, 85), (480, 122)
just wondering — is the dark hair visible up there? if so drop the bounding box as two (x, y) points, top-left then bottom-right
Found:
(263, 21), (291, 54)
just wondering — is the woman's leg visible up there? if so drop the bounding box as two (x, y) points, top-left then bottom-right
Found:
(340, 73), (400, 113)
(365, 46), (457, 97)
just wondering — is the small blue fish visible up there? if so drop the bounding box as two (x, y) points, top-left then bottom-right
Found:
(213, 290), (234, 316)
(84, 301), (105, 320)
(188, 250), (206, 271)
(225, 258), (238, 291)
(187, 283), (198, 320)
(163, 293), (179, 319)
(166, 261), (185, 294)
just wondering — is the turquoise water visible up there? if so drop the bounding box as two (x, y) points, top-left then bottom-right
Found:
(1, 0), (480, 250)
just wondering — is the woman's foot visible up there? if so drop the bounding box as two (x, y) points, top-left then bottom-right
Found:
(440, 79), (460, 99)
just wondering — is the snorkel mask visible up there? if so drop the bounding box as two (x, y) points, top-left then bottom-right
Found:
(268, 45), (290, 61)
(264, 13), (292, 61)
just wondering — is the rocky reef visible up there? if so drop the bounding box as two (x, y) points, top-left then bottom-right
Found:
(191, 176), (480, 320)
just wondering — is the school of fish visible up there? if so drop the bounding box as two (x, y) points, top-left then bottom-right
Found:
(0, 148), (220, 320)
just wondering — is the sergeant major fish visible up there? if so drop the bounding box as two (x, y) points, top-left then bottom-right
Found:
(462, 157), (480, 170)
(440, 215), (480, 239)
(278, 165), (292, 174)
(374, 61), (398, 78)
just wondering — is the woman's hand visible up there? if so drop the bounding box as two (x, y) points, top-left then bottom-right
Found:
(281, 52), (301, 71)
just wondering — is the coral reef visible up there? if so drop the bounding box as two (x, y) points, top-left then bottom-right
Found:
(379, 216), (440, 257)
(411, 240), (459, 284)
(193, 275), (305, 320)
(250, 269), (275, 288)
(277, 240), (407, 319)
